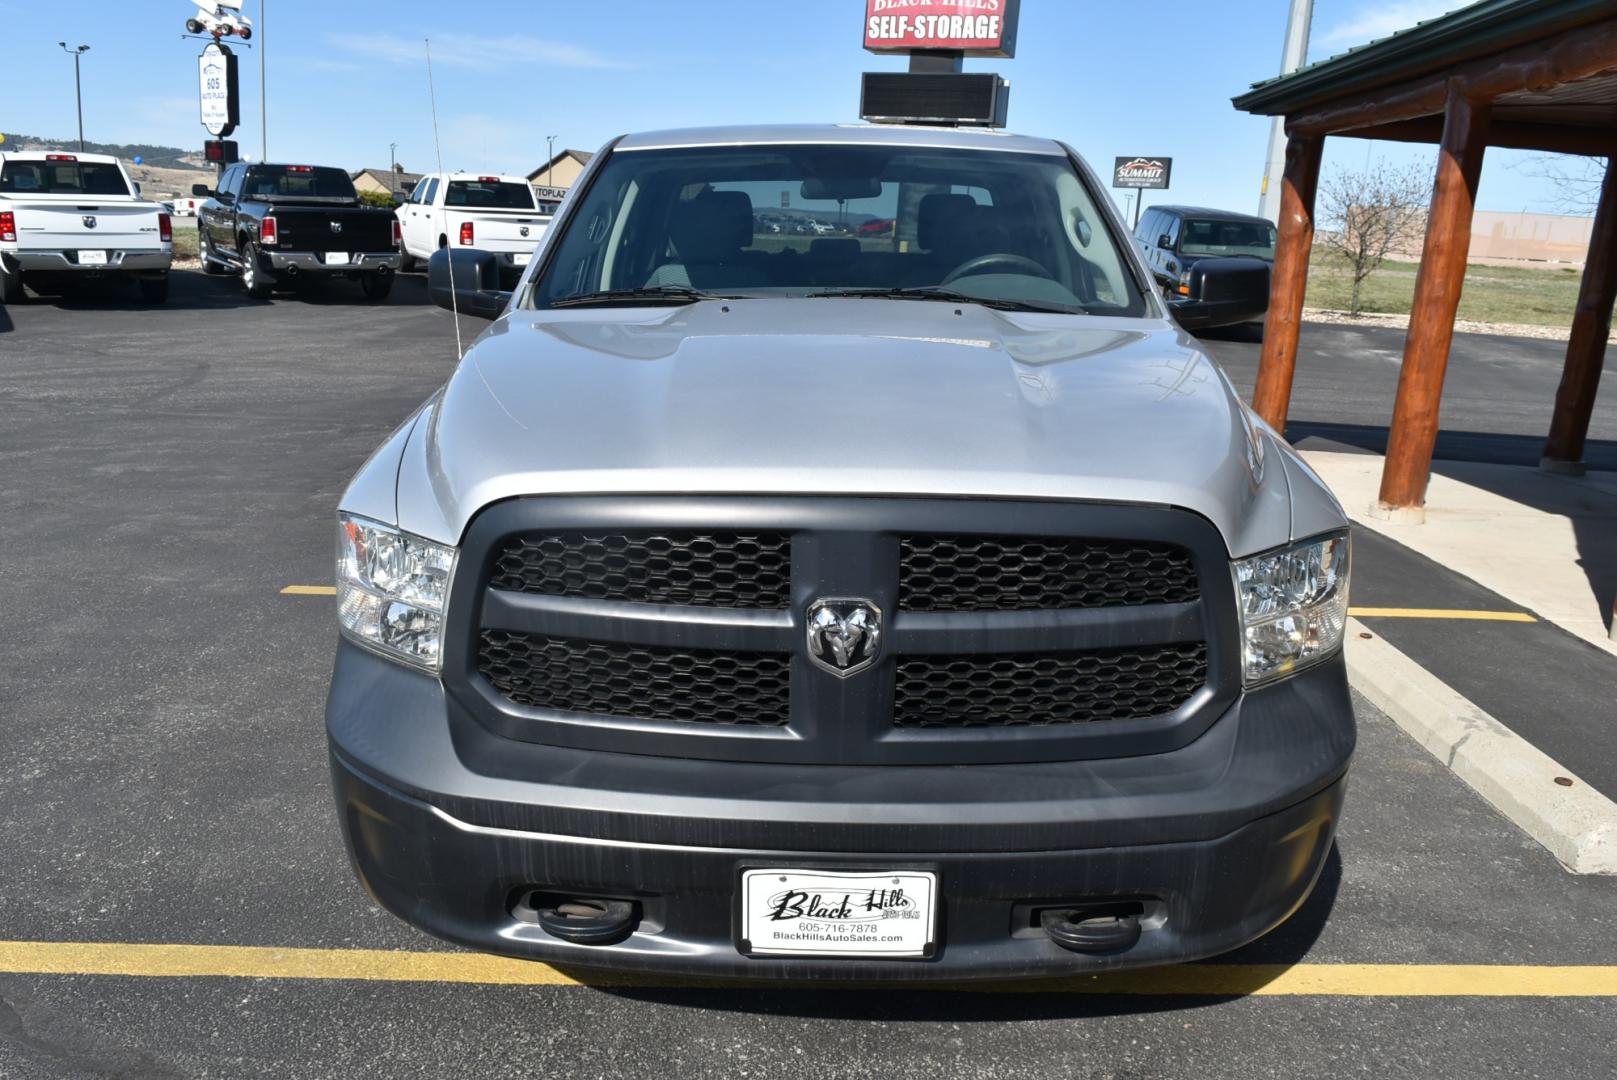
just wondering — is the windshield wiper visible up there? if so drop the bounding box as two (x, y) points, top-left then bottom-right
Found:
(807, 286), (1082, 315)
(548, 285), (739, 308)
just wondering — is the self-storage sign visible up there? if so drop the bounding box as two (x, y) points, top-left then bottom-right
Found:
(1113, 157), (1172, 190)
(864, 0), (1021, 57)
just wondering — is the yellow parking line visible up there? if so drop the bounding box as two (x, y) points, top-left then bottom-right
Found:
(281, 585), (336, 596)
(1348, 607), (1536, 622)
(1, 942), (1615, 995)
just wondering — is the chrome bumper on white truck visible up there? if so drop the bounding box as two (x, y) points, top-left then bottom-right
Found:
(5, 249), (172, 272)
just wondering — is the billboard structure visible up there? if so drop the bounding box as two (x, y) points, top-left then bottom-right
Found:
(864, 0), (1022, 58)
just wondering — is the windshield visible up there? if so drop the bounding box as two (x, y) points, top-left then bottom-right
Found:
(0, 160), (130, 196)
(242, 166), (356, 201)
(446, 180), (536, 210)
(1178, 218), (1276, 261)
(532, 143), (1148, 316)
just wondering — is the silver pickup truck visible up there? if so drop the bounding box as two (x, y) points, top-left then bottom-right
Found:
(0, 151), (172, 304)
(327, 123), (1353, 981)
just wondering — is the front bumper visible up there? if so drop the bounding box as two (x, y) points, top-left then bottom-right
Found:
(328, 641), (1354, 980)
(262, 250), (401, 275)
(5, 249), (172, 273)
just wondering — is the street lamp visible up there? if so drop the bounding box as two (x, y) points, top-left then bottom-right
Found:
(389, 141), (398, 194)
(57, 43), (90, 152)
(546, 134), (557, 187)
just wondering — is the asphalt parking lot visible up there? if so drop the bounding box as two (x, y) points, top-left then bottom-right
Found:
(3, 272), (1616, 1079)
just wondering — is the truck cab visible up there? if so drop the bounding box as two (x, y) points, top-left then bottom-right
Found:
(328, 123), (1352, 981)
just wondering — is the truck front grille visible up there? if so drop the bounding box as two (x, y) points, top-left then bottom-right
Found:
(893, 643), (1208, 729)
(478, 630), (791, 727)
(489, 532), (791, 608)
(898, 535), (1198, 611)
(452, 497), (1237, 766)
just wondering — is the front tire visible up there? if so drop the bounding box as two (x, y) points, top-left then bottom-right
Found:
(138, 273), (169, 304)
(241, 242), (273, 299)
(360, 272), (394, 302)
(200, 233), (229, 275)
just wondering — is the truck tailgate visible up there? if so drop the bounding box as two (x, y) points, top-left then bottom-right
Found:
(270, 207), (394, 252)
(457, 210), (547, 252)
(4, 200), (162, 252)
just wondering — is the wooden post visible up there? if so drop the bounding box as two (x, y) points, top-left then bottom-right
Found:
(1542, 157), (1617, 474)
(1252, 133), (1324, 431)
(1377, 86), (1491, 517)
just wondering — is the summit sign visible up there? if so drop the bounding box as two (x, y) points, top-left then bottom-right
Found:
(1113, 156), (1173, 190)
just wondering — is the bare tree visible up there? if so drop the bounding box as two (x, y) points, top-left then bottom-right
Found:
(1516, 154), (1608, 215)
(1318, 160), (1432, 316)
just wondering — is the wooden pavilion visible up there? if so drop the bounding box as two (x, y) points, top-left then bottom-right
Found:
(1233, 0), (1617, 520)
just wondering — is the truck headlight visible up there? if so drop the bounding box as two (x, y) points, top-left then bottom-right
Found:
(1233, 533), (1350, 686)
(336, 514), (456, 672)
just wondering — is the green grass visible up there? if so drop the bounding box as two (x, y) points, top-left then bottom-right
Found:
(1306, 248), (1586, 328)
(169, 218), (199, 260)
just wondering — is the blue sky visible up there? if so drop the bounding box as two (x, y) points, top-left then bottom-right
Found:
(1, 0), (1580, 216)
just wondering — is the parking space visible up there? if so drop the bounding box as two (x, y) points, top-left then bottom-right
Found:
(3, 272), (1617, 1078)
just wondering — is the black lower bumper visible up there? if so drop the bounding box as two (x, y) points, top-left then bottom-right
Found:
(327, 641), (1353, 980)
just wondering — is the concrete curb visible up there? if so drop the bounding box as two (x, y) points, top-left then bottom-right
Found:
(1344, 617), (1617, 875)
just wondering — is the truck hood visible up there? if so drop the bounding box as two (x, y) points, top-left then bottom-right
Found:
(395, 299), (1295, 555)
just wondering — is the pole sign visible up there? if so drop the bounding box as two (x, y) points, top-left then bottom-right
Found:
(864, 0), (1021, 57)
(1112, 156), (1173, 190)
(532, 185), (569, 202)
(199, 41), (239, 138)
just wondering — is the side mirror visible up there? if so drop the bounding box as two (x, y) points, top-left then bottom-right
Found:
(1158, 234), (1172, 249)
(192, 183), (213, 197)
(1168, 258), (1270, 331)
(428, 248), (512, 320)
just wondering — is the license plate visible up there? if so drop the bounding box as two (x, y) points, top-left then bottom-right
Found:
(512, 252), (531, 265)
(78, 250), (108, 266)
(739, 869), (937, 958)
(325, 252), (352, 266)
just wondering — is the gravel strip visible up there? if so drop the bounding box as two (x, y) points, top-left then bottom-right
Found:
(1302, 308), (1603, 343)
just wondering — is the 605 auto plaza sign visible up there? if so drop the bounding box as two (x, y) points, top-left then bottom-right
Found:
(864, 0), (1021, 57)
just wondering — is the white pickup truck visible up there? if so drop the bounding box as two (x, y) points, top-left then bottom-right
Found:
(0, 151), (173, 304)
(395, 172), (548, 283)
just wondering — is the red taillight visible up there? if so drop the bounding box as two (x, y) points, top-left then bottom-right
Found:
(459, 221), (474, 246)
(260, 215), (278, 246)
(46, 153), (77, 162)
(391, 219), (402, 248)
(478, 176), (498, 183)
(286, 165), (313, 173)
(0, 211), (15, 243)
(159, 212), (173, 243)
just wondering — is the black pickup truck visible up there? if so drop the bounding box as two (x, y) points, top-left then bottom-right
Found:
(195, 163), (400, 300)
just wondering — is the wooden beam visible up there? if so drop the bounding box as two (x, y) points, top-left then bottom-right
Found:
(1287, 20), (1617, 136)
(1543, 158), (1617, 471)
(1335, 117), (1617, 156)
(1378, 86), (1492, 515)
(1251, 134), (1323, 432)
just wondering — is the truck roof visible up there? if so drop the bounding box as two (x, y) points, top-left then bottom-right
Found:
(0, 150), (123, 164)
(614, 123), (1068, 156)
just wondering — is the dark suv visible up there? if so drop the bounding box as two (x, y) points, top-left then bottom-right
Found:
(1135, 205), (1276, 302)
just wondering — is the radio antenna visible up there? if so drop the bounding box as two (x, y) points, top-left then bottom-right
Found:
(424, 38), (464, 360)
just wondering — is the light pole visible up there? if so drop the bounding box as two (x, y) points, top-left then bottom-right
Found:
(57, 43), (90, 151)
(259, 0), (267, 162)
(389, 141), (398, 194)
(546, 134), (557, 187)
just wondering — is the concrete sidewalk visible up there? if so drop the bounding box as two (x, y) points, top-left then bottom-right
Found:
(1303, 451), (1617, 654)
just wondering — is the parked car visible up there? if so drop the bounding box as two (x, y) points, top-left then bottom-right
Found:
(396, 172), (548, 283)
(858, 217), (895, 237)
(0, 150), (172, 303)
(171, 196), (200, 217)
(1135, 204), (1275, 298)
(195, 162), (400, 300)
(328, 123), (1349, 982)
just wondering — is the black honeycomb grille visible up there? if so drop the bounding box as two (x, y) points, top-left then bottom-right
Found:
(488, 532), (791, 608)
(893, 643), (1208, 728)
(478, 631), (791, 727)
(899, 535), (1199, 611)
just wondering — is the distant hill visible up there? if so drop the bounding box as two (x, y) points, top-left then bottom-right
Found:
(0, 132), (207, 170)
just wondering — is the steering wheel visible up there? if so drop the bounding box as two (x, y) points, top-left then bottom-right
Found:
(942, 253), (1053, 285)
